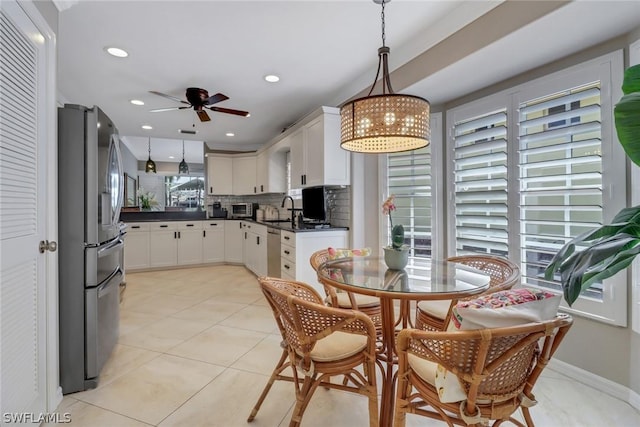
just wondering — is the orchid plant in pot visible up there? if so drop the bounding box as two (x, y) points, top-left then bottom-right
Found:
(545, 64), (640, 305)
(382, 195), (409, 269)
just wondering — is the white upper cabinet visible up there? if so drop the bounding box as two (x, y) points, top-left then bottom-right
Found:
(232, 155), (257, 195)
(256, 146), (286, 193)
(207, 155), (233, 195)
(289, 107), (350, 189)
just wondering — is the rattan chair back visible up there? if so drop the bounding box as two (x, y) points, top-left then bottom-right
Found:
(394, 314), (573, 427)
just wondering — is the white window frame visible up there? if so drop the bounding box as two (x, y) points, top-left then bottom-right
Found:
(629, 39), (640, 333)
(446, 51), (626, 325)
(379, 113), (445, 260)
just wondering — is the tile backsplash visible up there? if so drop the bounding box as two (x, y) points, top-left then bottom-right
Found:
(206, 186), (350, 228)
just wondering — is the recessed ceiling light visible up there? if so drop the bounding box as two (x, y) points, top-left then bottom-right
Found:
(105, 47), (128, 58)
(141, 125), (152, 130)
(264, 74), (280, 83)
(130, 99), (144, 106)
(226, 132), (235, 137)
(168, 156), (175, 159)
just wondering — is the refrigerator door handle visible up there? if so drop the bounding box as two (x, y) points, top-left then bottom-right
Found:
(97, 238), (124, 258)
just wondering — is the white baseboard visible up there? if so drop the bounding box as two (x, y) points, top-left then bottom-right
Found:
(549, 359), (640, 412)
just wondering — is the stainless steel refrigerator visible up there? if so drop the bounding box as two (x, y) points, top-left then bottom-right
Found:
(58, 104), (124, 393)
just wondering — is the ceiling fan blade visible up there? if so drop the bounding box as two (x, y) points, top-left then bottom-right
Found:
(208, 106), (250, 117)
(196, 110), (211, 122)
(204, 92), (229, 106)
(149, 90), (190, 105)
(149, 106), (190, 112)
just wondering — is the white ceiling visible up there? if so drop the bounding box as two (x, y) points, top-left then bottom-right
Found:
(55, 1), (640, 162)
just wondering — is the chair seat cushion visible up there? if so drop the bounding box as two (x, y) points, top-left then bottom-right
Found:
(451, 288), (561, 330)
(408, 354), (467, 403)
(417, 299), (452, 320)
(335, 292), (380, 308)
(309, 331), (368, 362)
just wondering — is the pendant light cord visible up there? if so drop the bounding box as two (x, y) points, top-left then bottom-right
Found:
(381, 0), (386, 48)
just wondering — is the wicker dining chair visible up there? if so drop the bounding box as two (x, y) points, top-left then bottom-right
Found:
(394, 314), (573, 427)
(415, 255), (520, 331)
(248, 277), (379, 427)
(310, 249), (383, 333)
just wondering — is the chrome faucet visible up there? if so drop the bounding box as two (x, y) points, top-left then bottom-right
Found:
(281, 195), (296, 228)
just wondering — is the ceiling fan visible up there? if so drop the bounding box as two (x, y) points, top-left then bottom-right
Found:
(149, 87), (250, 122)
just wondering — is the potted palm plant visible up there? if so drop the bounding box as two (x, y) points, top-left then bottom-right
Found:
(545, 64), (640, 305)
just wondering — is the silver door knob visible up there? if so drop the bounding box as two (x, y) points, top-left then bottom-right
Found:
(39, 240), (57, 253)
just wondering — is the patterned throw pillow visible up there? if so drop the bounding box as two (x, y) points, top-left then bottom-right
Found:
(434, 288), (561, 403)
(327, 247), (372, 260)
(450, 288), (561, 331)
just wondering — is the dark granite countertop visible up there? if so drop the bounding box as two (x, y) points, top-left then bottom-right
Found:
(120, 213), (348, 232)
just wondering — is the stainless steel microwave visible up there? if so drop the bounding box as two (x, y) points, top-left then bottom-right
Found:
(231, 202), (255, 218)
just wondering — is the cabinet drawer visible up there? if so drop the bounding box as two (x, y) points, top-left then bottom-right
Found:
(281, 244), (295, 263)
(148, 222), (178, 231)
(178, 221), (203, 230)
(281, 230), (295, 247)
(126, 222), (149, 232)
(281, 258), (295, 277)
(281, 268), (296, 281)
(202, 221), (225, 230)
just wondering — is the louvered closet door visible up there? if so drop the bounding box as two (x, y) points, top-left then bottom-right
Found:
(0, 0), (47, 416)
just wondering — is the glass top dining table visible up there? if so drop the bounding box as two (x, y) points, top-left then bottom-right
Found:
(316, 256), (491, 300)
(316, 256), (491, 427)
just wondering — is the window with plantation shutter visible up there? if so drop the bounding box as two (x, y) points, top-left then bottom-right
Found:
(452, 109), (509, 256)
(519, 83), (604, 298)
(386, 146), (432, 258)
(445, 51), (625, 324)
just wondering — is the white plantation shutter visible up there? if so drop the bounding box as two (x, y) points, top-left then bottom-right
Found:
(519, 83), (604, 298)
(445, 52), (624, 324)
(452, 109), (509, 256)
(387, 146), (431, 257)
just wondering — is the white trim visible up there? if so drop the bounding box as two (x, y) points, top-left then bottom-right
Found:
(549, 359), (640, 412)
(629, 38), (640, 334)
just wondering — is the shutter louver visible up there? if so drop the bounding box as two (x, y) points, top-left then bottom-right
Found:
(387, 147), (431, 257)
(519, 82), (604, 298)
(453, 109), (508, 256)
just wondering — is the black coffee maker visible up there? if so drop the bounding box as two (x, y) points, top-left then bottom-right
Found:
(208, 202), (227, 218)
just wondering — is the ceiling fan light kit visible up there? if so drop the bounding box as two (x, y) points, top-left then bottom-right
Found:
(145, 137), (157, 173)
(340, 0), (430, 153)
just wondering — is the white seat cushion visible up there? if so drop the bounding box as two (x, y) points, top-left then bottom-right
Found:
(417, 299), (452, 320)
(408, 353), (467, 403)
(335, 292), (380, 308)
(309, 331), (368, 362)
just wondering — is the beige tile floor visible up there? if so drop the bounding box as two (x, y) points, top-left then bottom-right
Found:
(46, 265), (640, 427)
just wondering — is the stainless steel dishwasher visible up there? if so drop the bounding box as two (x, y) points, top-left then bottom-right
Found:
(267, 227), (281, 277)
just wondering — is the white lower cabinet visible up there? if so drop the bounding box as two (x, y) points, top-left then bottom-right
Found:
(124, 223), (150, 270)
(149, 222), (179, 268)
(177, 222), (203, 265)
(124, 220), (347, 285)
(243, 222), (267, 276)
(203, 221), (225, 263)
(280, 229), (349, 294)
(225, 220), (244, 263)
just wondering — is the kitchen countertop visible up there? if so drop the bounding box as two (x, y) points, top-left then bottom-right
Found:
(121, 214), (348, 232)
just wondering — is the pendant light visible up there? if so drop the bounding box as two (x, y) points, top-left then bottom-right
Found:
(178, 140), (189, 174)
(145, 137), (156, 173)
(340, 0), (430, 153)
